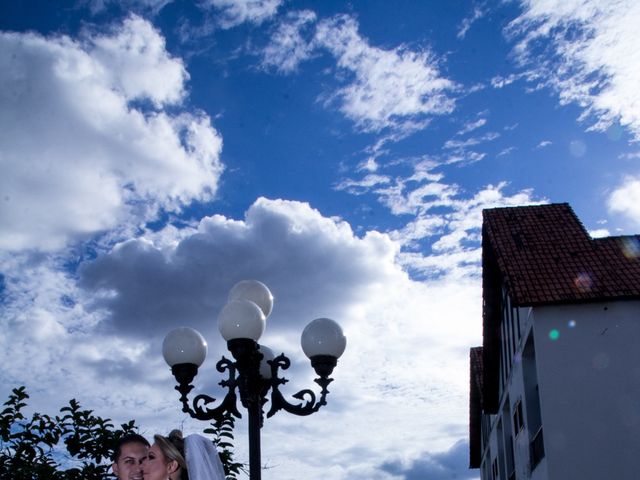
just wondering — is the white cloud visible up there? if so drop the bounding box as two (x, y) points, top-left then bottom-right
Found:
(0, 197), (483, 479)
(90, 15), (187, 106)
(536, 140), (552, 149)
(89, 0), (173, 15)
(260, 13), (456, 134)
(457, 118), (487, 135)
(335, 174), (391, 195)
(337, 156), (542, 278)
(444, 132), (500, 150)
(497, 146), (516, 156)
(444, 151), (487, 165)
(0, 251), (150, 416)
(490, 72), (528, 89)
(357, 156), (380, 173)
(393, 182), (540, 279)
(206, 0), (283, 29)
(508, 0), (640, 140)
(382, 440), (476, 480)
(314, 15), (456, 133)
(608, 176), (640, 225)
(457, 6), (485, 40)
(0, 16), (223, 251)
(78, 197), (401, 337)
(261, 10), (317, 73)
(618, 151), (640, 160)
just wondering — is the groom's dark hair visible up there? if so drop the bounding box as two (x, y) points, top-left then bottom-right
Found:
(112, 433), (150, 462)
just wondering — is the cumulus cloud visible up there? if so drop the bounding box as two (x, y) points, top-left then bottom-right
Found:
(236, 270), (482, 480)
(79, 197), (400, 338)
(0, 16), (223, 251)
(381, 440), (476, 480)
(0, 249), (169, 425)
(90, 16), (187, 105)
(608, 176), (640, 226)
(1, 186), (494, 480)
(508, 0), (640, 140)
(2, 196), (482, 479)
(1, 196), (404, 419)
(589, 228), (610, 238)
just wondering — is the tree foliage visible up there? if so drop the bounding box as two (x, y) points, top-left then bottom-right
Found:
(204, 412), (245, 480)
(1, 386), (244, 480)
(0, 386), (137, 479)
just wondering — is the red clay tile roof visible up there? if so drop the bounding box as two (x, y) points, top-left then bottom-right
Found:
(479, 203), (640, 414)
(483, 203), (640, 305)
(469, 347), (483, 469)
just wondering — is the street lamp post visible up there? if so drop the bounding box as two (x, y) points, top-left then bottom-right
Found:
(162, 280), (346, 480)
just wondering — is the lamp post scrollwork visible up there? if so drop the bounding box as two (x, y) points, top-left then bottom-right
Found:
(162, 280), (346, 480)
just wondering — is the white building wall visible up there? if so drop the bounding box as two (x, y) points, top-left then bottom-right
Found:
(531, 300), (640, 479)
(481, 305), (550, 480)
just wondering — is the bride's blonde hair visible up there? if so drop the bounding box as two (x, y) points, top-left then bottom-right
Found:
(154, 429), (188, 480)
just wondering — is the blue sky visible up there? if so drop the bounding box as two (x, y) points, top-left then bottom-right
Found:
(1, 1), (639, 479)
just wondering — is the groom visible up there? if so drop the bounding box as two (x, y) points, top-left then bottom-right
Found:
(112, 433), (150, 480)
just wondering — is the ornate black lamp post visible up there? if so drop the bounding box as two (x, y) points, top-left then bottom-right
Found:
(162, 280), (346, 480)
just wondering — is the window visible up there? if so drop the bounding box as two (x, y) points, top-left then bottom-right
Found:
(530, 426), (545, 469)
(522, 334), (544, 470)
(513, 400), (524, 435)
(482, 448), (492, 480)
(482, 414), (491, 450)
(502, 401), (516, 480)
(501, 322), (508, 388)
(496, 419), (507, 480)
(483, 460), (491, 480)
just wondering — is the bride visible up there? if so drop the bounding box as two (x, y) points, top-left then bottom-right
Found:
(142, 429), (226, 480)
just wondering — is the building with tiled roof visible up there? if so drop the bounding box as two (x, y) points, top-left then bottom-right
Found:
(470, 203), (640, 480)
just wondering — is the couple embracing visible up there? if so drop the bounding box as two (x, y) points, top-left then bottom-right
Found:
(112, 430), (226, 480)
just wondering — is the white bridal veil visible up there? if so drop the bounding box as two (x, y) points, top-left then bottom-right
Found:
(185, 434), (226, 480)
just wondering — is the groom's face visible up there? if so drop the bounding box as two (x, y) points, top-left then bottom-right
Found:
(112, 441), (148, 480)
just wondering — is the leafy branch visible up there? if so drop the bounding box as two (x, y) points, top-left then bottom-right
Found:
(204, 412), (246, 480)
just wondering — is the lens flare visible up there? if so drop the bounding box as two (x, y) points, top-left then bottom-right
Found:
(569, 140), (587, 157)
(549, 329), (560, 341)
(621, 237), (640, 259)
(568, 320), (576, 328)
(574, 272), (593, 292)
